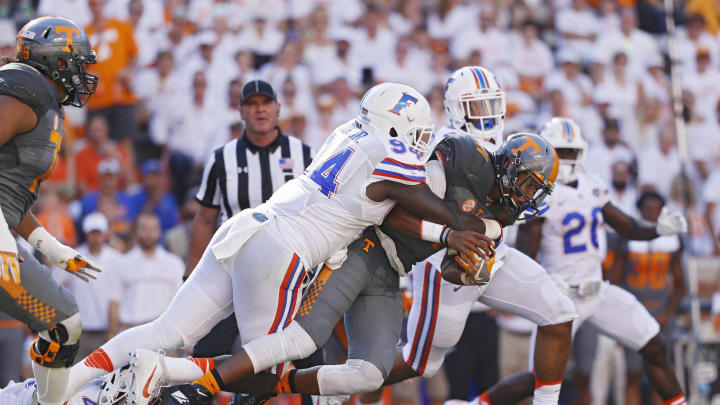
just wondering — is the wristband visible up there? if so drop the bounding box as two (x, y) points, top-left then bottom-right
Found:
(420, 221), (445, 243)
(28, 226), (62, 255)
(482, 219), (502, 240)
(712, 292), (720, 315)
(440, 227), (452, 246)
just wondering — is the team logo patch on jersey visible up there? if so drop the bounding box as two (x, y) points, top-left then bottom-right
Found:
(25, 380), (36, 389)
(461, 199), (477, 213)
(252, 213), (268, 222)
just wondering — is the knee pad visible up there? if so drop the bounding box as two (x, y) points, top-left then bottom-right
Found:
(244, 321), (318, 373)
(30, 313), (82, 368)
(317, 359), (385, 396)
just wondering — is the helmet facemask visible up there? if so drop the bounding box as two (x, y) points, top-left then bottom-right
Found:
(555, 147), (585, 184)
(458, 92), (505, 146)
(495, 151), (556, 221)
(55, 45), (98, 107)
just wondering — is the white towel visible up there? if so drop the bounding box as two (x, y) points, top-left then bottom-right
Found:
(211, 204), (275, 267)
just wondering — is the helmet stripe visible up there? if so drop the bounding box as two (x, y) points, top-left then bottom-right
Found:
(472, 67), (487, 89)
(562, 121), (572, 140)
(470, 68), (481, 89)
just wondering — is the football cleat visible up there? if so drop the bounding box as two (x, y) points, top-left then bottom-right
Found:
(158, 384), (213, 405)
(129, 349), (167, 405)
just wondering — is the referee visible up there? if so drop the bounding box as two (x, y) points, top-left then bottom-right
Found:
(186, 79), (313, 356)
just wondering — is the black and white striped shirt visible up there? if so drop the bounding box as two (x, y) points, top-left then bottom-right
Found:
(195, 130), (313, 222)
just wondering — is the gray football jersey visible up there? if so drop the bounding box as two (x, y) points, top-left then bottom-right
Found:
(379, 135), (510, 272)
(0, 63), (63, 228)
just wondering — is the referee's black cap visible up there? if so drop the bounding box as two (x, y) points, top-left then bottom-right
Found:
(241, 80), (277, 104)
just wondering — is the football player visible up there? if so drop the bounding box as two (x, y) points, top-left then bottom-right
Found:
(455, 117), (688, 405)
(151, 67), (576, 405)
(620, 191), (685, 405)
(0, 16), (103, 405)
(65, 82), (495, 404)
(155, 130), (574, 405)
(359, 66), (574, 405)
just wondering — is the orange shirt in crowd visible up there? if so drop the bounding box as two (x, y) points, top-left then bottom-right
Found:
(85, 19), (138, 109)
(37, 210), (77, 247)
(75, 144), (134, 191)
(688, 0), (720, 35)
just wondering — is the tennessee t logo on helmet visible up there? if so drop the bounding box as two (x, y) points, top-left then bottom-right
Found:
(388, 92), (418, 116)
(511, 135), (541, 156)
(55, 26), (81, 52)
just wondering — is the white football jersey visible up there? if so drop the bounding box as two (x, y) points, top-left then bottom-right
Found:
(266, 119), (426, 267)
(0, 378), (102, 405)
(537, 171), (611, 285)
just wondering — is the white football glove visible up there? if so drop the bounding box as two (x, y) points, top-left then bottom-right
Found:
(656, 207), (688, 236)
(0, 209), (21, 284)
(28, 227), (102, 282)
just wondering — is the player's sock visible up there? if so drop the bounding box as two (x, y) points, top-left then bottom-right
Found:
(475, 390), (491, 405)
(663, 394), (686, 405)
(65, 348), (114, 401)
(533, 378), (562, 405)
(191, 369), (223, 395)
(67, 320), (184, 399)
(32, 364), (70, 405)
(164, 357), (215, 384)
(274, 369), (297, 394)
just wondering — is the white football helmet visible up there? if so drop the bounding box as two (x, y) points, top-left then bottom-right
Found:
(444, 66), (506, 148)
(539, 117), (587, 184)
(358, 82), (434, 153)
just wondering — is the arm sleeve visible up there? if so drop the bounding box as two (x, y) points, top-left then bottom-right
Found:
(195, 152), (222, 208)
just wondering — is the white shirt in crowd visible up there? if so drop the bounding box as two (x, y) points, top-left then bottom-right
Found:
(594, 29), (659, 78)
(637, 145), (681, 198)
(584, 142), (635, 185)
(150, 96), (228, 165)
(555, 6), (599, 61)
(55, 245), (123, 331)
(112, 246), (184, 325)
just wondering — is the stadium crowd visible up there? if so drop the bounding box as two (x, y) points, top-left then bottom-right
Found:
(1, 0), (720, 404)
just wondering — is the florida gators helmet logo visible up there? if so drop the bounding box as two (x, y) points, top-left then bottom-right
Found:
(388, 92), (418, 116)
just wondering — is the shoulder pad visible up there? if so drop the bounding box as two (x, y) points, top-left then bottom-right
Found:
(0, 63), (59, 117)
(434, 135), (495, 190)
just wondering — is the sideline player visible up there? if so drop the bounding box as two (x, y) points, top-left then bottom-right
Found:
(620, 191), (685, 405)
(0, 16), (103, 405)
(456, 117), (688, 405)
(65, 82), (495, 403)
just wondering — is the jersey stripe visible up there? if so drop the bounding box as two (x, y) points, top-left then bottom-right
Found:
(380, 158), (426, 171)
(371, 169), (426, 183)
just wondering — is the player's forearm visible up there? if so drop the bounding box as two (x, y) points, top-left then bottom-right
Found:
(604, 204), (658, 240)
(14, 211), (42, 240)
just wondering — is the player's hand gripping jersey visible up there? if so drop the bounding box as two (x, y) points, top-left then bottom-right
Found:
(536, 171), (611, 286)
